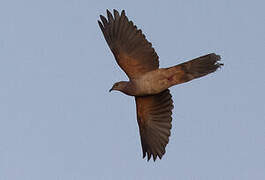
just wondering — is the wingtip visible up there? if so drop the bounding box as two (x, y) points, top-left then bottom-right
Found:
(121, 9), (125, 16)
(113, 9), (119, 20)
(147, 152), (152, 161)
(143, 151), (163, 162)
(97, 20), (102, 27)
(107, 9), (114, 21)
(142, 151), (146, 158)
(113, 9), (119, 14)
(99, 15), (108, 26)
(153, 154), (158, 161)
(158, 153), (163, 160)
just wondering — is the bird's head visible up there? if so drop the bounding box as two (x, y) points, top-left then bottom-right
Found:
(109, 81), (128, 93)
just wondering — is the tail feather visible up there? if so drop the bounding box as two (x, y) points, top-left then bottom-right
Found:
(168, 53), (223, 86)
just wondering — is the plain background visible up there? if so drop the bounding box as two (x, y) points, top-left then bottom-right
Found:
(1, 0), (264, 179)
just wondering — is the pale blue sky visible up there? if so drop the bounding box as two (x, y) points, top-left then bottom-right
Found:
(0, 0), (264, 179)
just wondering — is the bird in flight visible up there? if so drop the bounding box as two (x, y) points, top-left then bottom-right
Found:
(98, 9), (223, 161)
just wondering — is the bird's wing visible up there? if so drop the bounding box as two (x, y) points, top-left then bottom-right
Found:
(135, 89), (174, 161)
(98, 9), (159, 79)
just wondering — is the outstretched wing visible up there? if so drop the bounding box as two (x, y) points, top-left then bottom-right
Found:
(135, 89), (174, 161)
(98, 9), (159, 79)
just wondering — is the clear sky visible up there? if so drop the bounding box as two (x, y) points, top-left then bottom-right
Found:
(0, 0), (264, 179)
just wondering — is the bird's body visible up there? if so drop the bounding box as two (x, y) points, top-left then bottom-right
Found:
(121, 68), (195, 96)
(98, 9), (223, 161)
(121, 69), (174, 96)
(132, 68), (171, 95)
(118, 52), (222, 96)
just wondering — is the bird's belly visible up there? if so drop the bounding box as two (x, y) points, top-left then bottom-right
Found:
(135, 71), (172, 95)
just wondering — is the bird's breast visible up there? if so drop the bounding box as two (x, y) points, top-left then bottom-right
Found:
(132, 69), (171, 96)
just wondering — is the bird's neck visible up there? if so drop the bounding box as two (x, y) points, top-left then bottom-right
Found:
(121, 81), (138, 96)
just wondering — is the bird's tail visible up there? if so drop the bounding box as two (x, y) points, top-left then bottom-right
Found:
(166, 53), (223, 86)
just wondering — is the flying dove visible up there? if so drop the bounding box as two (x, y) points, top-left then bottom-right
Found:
(98, 9), (223, 161)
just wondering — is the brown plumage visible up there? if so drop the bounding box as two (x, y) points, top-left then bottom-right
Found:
(98, 9), (223, 161)
(98, 10), (158, 79)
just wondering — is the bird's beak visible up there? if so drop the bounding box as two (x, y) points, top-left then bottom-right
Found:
(109, 88), (113, 92)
